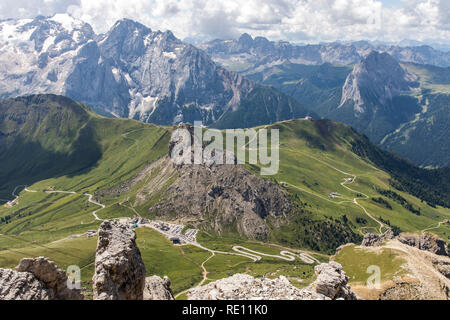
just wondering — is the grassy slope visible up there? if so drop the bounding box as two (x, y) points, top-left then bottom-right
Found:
(0, 95), (170, 243)
(0, 95), (99, 200)
(3, 114), (447, 251)
(334, 244), (406, 284)
(249, 61), (450, 167)
(249, 119), (450, 242)
(0, 95), (449, 298)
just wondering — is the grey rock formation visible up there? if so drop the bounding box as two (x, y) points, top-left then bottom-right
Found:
(0, 268), (51, 300)
(129, 123), (292, 240)
(16, 256), (83, 300)
(433, 260), (450, 279)
(310, 261), (357, 300)
(0, 257), (83, 300)
(92, 220), (146, 300)
(378, 281), (424, 300)
(187, 274), (324, 300)
(398, 233), (449, 257)
(187, 261), (356, 300)
(143, 276), (174, 300)
(328, 51), (422, 143)
(150, 161), (291, 240)
(339, 51), (419, 114)
(362, 228), (395, 247)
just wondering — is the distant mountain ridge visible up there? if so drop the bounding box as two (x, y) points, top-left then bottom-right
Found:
(0, 15), (312, 128)
(244, 52), (450, 167)
(200, 33), (450, 72)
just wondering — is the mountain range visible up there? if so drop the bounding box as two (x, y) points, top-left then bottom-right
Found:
(1, 15), (448, 167)
(0, 15), (312, 127)
(0, 11), (449, 301)
(199, 33), (450, 73)
(242, 49), (450, 167)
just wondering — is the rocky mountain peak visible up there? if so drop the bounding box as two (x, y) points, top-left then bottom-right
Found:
(111, 18), (152, 33)
(361, 51), (407, 76)
(339, 51), (419, 112)
(99, 18), (152, 61)
(103, 18), (152, 44)
(0, 14), (94, 56)
(238, 33), (253, 49)
(0, 15), (262, 126)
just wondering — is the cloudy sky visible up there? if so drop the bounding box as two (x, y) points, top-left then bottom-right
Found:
(0, 0), (448, 44)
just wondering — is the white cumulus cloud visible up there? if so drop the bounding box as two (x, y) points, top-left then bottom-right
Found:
(0, 0), (448, 44)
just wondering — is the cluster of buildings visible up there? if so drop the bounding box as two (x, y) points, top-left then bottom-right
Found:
(150, 221), (199, 245)
(328, 192), (342, 198)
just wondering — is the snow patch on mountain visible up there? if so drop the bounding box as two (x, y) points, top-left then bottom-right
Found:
(0, 15), (254, 125)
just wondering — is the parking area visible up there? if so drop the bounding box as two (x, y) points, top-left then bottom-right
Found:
(146, 221), (199, 245)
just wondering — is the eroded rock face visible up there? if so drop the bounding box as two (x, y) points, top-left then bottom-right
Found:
(142, 124), (292, 240)
(149, 161), (291, 240)
(362, 229), (394, 247)
(432, 261), (450, 279)
(0, 257), (83, 300)
(339, 51), (419, 114)
(15, 257), (83, 300)
(311, 261), (357, 300)
(187, 262), (356, 300)
(92, 220), (146, 300)
(187, 274), (322, 300)
(143, 276), (174, 300)
(379, 282), (424, 300)
(0, 268), (51, 300)
(398, 233), (449, 257)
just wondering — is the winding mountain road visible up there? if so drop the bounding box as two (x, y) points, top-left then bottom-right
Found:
(172, 243), (319, 299)
(231, 246), (319, 264)
(283, 147), (385, 234)
(15, 186), (106, 221)
(421, 219), (448, 234)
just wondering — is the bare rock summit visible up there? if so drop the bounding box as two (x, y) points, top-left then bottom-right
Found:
(92, 220), (146, 300)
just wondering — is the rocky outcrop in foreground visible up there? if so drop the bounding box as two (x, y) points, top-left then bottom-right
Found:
(92, 220), (146, 300)
(187, 261), (356, 300)
(143, 276), (174, 300)
(0, 257), (83, 300)
(310, 261), (357, 299)
(398, 233), (449, 257)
